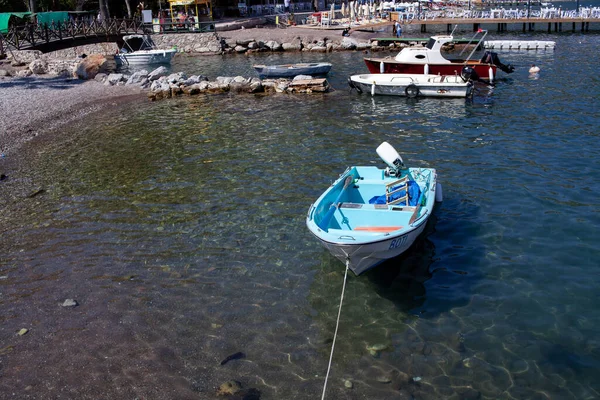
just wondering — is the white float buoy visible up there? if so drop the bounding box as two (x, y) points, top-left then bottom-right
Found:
(529, 64), (540, 74)
(371, 82), (376, 96)
(424, 64), (429, 75)
(488, 67), (494, 82)
(380, 61), (384, 74)
(435, 182), (443, 202)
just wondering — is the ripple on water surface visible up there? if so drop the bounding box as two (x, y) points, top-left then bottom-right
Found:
(1, 34), (600, 399)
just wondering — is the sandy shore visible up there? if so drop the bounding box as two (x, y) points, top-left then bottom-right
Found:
(0, 25), (384, 157)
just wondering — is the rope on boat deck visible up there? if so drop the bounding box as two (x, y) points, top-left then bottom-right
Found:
(321, 259), (350, 400)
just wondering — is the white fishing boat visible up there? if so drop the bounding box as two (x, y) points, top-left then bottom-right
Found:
(364, 30), (515, 82)
(348, 71), (474, 98)
(253, 62), (332, 78)
(306, 142), (442, 275)
(114, 35), (177, 66)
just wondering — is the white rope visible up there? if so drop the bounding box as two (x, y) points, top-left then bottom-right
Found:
(321, 260), (350, 400)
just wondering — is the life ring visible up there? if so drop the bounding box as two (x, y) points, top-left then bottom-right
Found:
(405, 84), (419, 98)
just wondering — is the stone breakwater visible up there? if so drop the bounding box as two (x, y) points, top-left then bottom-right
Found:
(0, 31), (398, 79)
(91, 65), (331, 101)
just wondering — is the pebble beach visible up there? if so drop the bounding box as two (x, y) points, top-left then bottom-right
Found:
(0, 24), (382, 156)
(0, 76), (146, 156)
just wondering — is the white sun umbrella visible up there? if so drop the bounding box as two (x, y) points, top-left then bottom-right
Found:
(341, 2), (346, 18)
(330, 2), (335, 20)
(350, 1), (355, 21)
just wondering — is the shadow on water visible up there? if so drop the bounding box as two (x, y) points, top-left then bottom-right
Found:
(362, 215), (439, 315)
(0, 75), (88, 90)
(360, 196), (483, 319)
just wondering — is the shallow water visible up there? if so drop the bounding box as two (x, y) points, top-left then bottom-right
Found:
(1, 30), (599, 399)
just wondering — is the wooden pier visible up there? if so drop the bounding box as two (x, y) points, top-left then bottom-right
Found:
(389, 13), (598, 33)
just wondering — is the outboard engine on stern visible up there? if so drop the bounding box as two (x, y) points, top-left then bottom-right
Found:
(461, 66), (480, 82)
(376, 141), (406, 177)
(480, 51), (515, 74)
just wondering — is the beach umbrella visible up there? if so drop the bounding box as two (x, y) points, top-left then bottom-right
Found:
(341, 2), (346, 18)
(330, 2), (335, 19)
(350, 1), (355, 20)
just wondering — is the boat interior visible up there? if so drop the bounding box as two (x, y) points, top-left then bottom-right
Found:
(315, 166), (433, 233)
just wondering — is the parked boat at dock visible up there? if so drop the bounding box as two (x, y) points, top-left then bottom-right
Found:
(306, 142), (442, 275)
(364, 31), (515, 81)
(114, 35), (176, 66)
(348, 70), (474, 98)
(253, 62), (332, 78)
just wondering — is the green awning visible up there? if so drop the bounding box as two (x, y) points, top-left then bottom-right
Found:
(0, 12), (32, 34)
(36, 11), (69, 26)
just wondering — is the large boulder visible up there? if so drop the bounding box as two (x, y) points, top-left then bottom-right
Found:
(282, 38), (302, 51)
(126, 69), (149, 85)
(264, 40), (283, 51)
(75, 54), (109, 80)
(166, 72), (186, 84)
(104, 73), (124, 86)
(340, 37), (359, 50)
(47, 60), (73, 77)
(148, 66), (169, 81)
(29, 59), (48, 74)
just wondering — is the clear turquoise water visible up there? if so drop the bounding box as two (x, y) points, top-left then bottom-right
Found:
(1, 32), (599, 399)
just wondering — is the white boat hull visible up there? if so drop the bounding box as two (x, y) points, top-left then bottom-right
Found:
(313, 215), (429, 275)
(349, 73), (473, 98)
(306, 159), (439, 275)
(114, 49), (177, 66)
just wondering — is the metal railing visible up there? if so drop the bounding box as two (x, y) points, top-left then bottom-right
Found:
(1, 18), (148, 53)
(0, 17), (216, 55)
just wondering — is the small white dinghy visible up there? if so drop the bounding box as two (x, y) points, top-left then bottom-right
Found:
(253, 62), (332, 78)
(115, 35), (177, 66)
(348, 70), (474, 98)
(306, 142), (442, 275)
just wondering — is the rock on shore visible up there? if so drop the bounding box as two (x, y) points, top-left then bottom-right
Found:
(0, 24), (399, 79)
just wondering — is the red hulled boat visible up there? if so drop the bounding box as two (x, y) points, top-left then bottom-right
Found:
(364, 31), (515, 81)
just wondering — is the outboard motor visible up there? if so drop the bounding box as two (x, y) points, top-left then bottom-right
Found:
(461, 66), (480, 83)
(376, 141), (406, 177)
(480, 51), (515, 74)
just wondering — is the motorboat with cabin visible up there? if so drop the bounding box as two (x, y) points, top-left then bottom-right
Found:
(364, 30), (514, 82)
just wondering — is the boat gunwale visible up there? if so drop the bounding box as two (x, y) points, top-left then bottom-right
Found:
(306, 166), (436, 246)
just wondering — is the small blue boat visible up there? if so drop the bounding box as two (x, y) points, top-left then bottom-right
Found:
(253, 62), (332, 78)
(306, 142), (442, 275)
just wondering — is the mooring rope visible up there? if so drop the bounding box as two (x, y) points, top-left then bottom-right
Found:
(321, 260), (350, 400)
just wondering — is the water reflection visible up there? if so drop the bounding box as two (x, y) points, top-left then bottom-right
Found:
(350, 94), (470, 120)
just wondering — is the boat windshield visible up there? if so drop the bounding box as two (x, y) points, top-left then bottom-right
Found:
(426, 38), (436, 50)
(122, 36), (155, 52)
